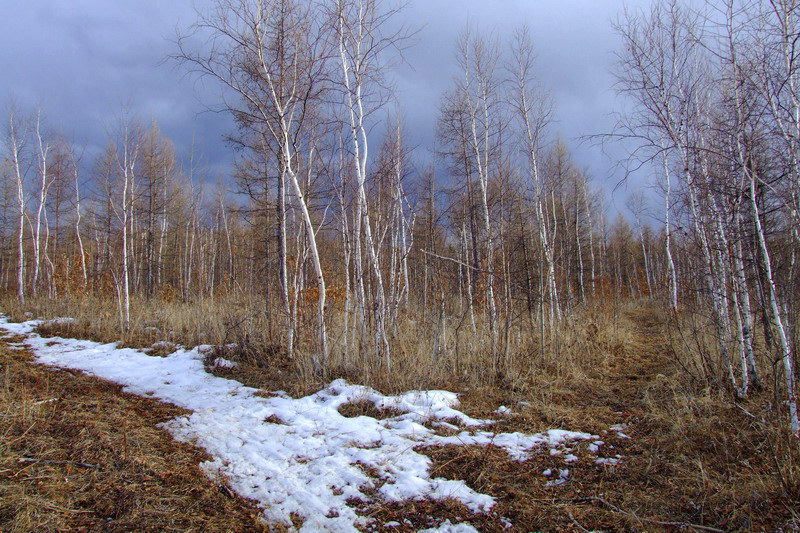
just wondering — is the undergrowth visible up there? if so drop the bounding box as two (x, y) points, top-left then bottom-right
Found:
(1, 295), (799, 530)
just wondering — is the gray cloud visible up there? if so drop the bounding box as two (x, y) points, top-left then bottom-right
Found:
(1, 0), (653, 210)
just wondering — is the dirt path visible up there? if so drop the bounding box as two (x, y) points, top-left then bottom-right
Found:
(429, 306), (697, 532)
(557, 306), (796, 532)
(428, 305), (795, 532)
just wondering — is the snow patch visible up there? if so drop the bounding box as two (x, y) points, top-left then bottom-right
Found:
(41, 317), (76, 327)
(545, 468), (570, 487)
(212, 357), (238, 369)
(0, 316), (598, 532)
(609, 423), (631, 439)
(419, 520), (480, 533)
(588, 440), (604, 453)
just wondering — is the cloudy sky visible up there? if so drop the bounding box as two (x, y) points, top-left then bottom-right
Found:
(0, 0), (653, 214)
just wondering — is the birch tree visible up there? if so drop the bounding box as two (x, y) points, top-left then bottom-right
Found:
(177, 0), (331, 369)
(510, 26), (560, 323)
(332, 0), (410, 368)
(114, 117), (141, 331)
(4, 104), (28, 303)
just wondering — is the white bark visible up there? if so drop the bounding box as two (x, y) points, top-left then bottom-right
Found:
(73, 155), (87, 285)
(749, 171), (798, 434)
(115, 120), (139, 331)
(512, 28), (559, 322)
(336, 0), (391, 368)
(661, 148), (678, 312)
(6, 110), (27, 303)
(32, 113), (50, 297)
(460, 33), (498, 337)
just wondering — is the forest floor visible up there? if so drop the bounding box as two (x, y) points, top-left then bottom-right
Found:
(0, 305), (797, 532)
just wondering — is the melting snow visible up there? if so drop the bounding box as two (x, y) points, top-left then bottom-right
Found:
(588, 440), (604, 453)
(545, 468), (570, 487)
(419, 520), (480, 532)
(211, 357), (238, 369)
(610, 423), (631, 439)
(41, 317), (76, 327)
(0, 316), (598, 531)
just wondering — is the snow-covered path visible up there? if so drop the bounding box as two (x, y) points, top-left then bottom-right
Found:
(0, 317), (600, 531)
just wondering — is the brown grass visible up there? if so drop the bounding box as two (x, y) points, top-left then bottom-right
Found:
(337, 399), (405, 420)
(0, 294), (633, 395)
(410, 305), (800, 532)
(2, 295), (799, 531)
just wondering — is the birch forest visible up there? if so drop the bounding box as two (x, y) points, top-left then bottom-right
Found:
(1, 1), (800, 529)
(2, 0), (800, 429)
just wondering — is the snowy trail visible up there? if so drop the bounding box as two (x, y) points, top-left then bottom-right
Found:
(0, 317), (600, 532)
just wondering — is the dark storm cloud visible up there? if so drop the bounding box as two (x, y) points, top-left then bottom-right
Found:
(1, 0), (653, 207)
(393, 0), (653, 209)
(0, 0), (234, 178)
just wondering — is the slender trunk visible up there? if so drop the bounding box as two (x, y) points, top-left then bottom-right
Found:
(121, 167), (131, 331)
(74, 164), (87, 286)
(283, 141), (328, 370)
(9, 118), (26, 303)
(749, 170), (798, 433)
(277, 160), (294, 359)
(575, 179), (585, 303)
(662, 150), (678, 312)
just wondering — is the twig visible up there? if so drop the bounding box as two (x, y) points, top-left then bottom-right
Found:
(33, 397), (59, 405)
(733, 402), (758, 420)
(731, 403), (793, 496)
(421, 250), (490, 273)
(576, 496), (725, 533)
(19, 457), (99, 469)
(566, 510), (591, 533)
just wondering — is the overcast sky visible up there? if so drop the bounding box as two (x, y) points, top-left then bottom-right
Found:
(0, 0), (653, 215)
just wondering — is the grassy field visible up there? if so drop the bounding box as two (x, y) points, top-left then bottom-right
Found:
(1, 301), (798, 531)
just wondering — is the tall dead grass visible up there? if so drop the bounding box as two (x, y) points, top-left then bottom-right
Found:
(2, 294), (798, 529)
(0, 293), (634, 396)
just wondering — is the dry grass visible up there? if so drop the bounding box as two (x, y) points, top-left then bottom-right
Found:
(1, 294), (266, 350)
(0, 294), (633, 395)
(360, 305), (799, 532)
(2, 295), (799, 531)
(337, 400), (406, 420)
(0, 333), (270, 532)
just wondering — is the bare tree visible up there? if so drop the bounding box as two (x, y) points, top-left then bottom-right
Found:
(113, 115), (142, 331)
(510, 26), (559, 323)
(176, 0), (331, 368)
(4, 103), (28, 303)
(333, 0), (411, 369)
